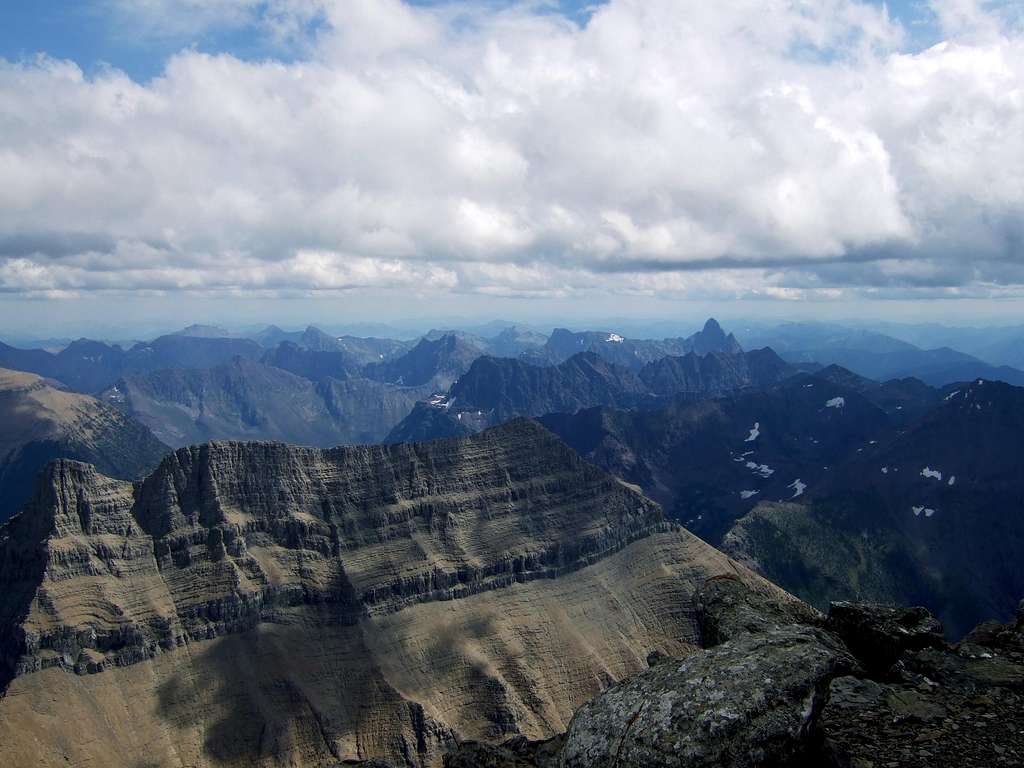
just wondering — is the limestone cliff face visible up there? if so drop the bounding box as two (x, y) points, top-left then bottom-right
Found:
(0, 419), (783, 768)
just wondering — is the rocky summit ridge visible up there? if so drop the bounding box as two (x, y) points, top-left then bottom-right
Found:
(0, 419), (785, 767)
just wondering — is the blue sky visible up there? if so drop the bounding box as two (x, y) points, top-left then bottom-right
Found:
(2, 1), (943, 81)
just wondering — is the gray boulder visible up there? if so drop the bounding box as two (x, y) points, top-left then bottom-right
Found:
(558, 626), (855, 768)
(694, 574), (822, 646)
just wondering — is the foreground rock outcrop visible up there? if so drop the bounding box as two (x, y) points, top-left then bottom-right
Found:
(444, 579), (1024, 768)
(0, 420), (786, 767)
(559, 625), (856, 768)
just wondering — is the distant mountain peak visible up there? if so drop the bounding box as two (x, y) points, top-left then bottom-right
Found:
(691, 318), (743, 356)
(703, 317), (725, 334)
(171, 324), (236, 339)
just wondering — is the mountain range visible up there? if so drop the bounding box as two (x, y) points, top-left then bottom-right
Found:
(542, 370), (1024, 637)
(725, 378), (1024, 636)
(101, 357), (432, 449)
(1, 316), (1023, 766)
(738, 321), (1024, 386)
(388, 345), (798, 443)
(0, 419), (781, 767)
(521, 318), (743, 370)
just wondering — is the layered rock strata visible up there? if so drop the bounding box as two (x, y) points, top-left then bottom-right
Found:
(0, 419), (779, 767)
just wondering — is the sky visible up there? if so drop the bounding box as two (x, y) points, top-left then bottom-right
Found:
(1, 0), (1023, 334)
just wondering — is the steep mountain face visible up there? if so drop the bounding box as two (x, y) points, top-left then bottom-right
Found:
(0, 420), (782, 767)
(689, 317), (744, 356)
(523, 318), (743, 372)
(724, 379), (1024, 637)
(0, 341), (60, 380)
(449, 352), (651, 421)
(365, 334), (484, 389)
(335, 335), (412, 368)
(261, 341), (361, 382)
(637, 347), (795, 396)
(486, 326), (548, 357)
(384, 401), (476, 444)
(541, 375), (892, 544)
(385, 353), (654, 443)
(103, 358), (430, 448)
(813, 364), (942, 423)
(0, 368), (168, 523)
(387, 348), (796, 446)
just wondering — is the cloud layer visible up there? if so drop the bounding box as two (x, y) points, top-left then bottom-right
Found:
(1, 0), (1022, 302)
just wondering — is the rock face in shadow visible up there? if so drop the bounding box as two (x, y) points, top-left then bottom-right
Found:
(723, 379), (1024, 638)
(365, 334), (483, 390)
(0, 419), (779, 768)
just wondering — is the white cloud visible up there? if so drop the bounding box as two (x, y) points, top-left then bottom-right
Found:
(0, 0), (1022, 302)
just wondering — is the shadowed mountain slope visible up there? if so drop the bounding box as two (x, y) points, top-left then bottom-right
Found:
(723, 378), (1024, 637)
(541, 374), (892, 543)
(386, 348), (797, 445)
(365, 333), (484, 390)
(0, 368), (168, 523)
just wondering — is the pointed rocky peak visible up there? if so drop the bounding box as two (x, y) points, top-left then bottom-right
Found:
(299, 326), (340, 351)
(690, 318), (744, 355)
(703, 317), (725, 336)
(3, 459), (136, 543)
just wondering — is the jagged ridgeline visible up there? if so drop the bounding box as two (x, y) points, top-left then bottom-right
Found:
(0, 419), (786, 767)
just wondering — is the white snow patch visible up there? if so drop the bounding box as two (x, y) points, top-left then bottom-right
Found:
(788, 479), (807, 498)
(606, 333), (624, 343)
(921, 467), (942, 481)
(740, 490), (760, 500)
(825, 397), (845, 409)
(744, 422), (761, 442)
(429, 393), (452, 409)
(745, 461), (775, 478)
(881, 467), (889, 474)
(912, 506), (937, 518)
(945, 390), (960, 401)
(948, 476), (956, 486)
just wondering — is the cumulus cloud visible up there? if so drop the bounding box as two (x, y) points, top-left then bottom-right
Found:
(0, 0), (1022, 302)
